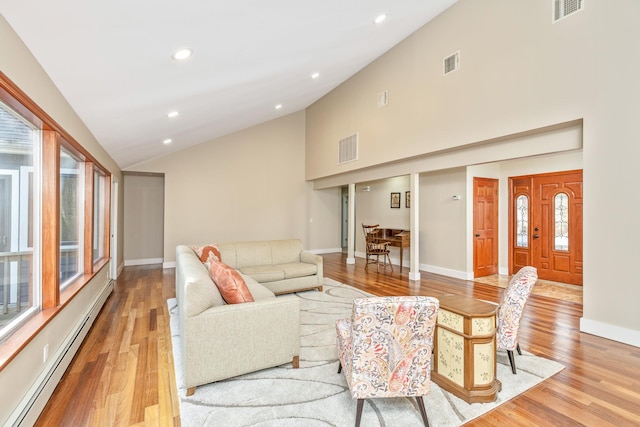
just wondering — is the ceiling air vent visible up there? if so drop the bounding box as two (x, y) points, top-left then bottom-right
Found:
(443, 51), (460, 76)
(338, 133), (358, 165)
(553, 0), (584, 22)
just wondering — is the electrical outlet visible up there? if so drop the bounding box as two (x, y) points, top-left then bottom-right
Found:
(43, 344), (49, 363)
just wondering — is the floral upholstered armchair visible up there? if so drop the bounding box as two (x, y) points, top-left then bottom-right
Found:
(335, 296), (439, 427)
(496, 266), (538, 374)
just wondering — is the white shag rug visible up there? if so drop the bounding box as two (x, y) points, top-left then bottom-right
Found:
(168, 278), (564, 426)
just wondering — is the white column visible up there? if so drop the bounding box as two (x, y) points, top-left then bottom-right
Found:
(346, 183), (356, 265)
(409, 172), (421, 281)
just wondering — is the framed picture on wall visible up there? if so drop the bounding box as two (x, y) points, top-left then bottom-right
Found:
(391, 192), (401, 208)
(406, 191), (411, 208)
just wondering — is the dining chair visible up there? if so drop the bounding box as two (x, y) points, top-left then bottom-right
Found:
(362, 223), (393, 272)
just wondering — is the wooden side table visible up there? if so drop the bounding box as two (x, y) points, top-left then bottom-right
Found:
(432, 295), (501, 403)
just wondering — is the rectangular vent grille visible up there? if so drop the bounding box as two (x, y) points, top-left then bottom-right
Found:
(554, 0), (583, 22)
(338, 133), (358, 164)
(443, 51), (460, 75)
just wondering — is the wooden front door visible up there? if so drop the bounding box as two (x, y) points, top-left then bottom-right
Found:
(473, 178), (498, 278)
(509, 170), (583, 285)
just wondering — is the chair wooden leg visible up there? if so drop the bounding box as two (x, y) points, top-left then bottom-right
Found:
(338, 362), (342, 374)
(415, 396), (430, 427)
(186, 387), (196, 396)
(507, 349), (517, 374)
(355, 399), (364, 427)
(292, 355), (299, 368)
(516, 342), (522, 355)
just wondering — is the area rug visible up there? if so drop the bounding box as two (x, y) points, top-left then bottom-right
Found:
(168, 278), (564, 426)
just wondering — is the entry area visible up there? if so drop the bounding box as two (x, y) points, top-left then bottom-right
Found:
(509, 170), (583, 285)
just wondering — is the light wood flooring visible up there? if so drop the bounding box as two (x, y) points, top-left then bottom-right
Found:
(35, 254), (640, 426)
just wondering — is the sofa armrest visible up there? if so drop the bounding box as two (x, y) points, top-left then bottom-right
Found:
(181, 295), (300, 389)
(300, 251), (323, 283)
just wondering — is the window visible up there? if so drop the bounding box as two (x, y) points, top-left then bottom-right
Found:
(60, 145), (83, 287)
(555, 192), (569, 251)
(0, 72), (111, 347)
(515, 195), (529, 248)
(0, 100), (40, 339)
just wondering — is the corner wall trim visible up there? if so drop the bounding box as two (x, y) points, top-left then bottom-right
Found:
(580, 317), (640, 348)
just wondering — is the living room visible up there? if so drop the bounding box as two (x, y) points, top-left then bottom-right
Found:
(1, 0), (640, 425)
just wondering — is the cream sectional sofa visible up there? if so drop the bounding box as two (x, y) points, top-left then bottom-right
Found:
(175, 245), (301, 396)
(217, 239), (323, 294)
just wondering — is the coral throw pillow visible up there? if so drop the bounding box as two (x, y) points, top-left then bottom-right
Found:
(208, 261), (254, 304)
(193, 244), (221, 265)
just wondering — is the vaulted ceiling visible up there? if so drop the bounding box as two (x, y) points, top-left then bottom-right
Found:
(0, 0), (457, 169)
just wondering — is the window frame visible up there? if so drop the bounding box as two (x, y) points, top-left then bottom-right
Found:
(0, 71), (112, 369)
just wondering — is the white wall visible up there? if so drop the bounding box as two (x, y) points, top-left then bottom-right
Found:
(421, 168), (467, 275)
(305, 0), (640, 346)
(131, 111), (342, 264)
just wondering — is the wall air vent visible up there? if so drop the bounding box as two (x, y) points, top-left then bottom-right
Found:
(338, 132), (358, 165)
(443, 51), (460, 75)
(553, 0), (584, 22)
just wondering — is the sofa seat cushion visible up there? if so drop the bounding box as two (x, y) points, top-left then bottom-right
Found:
(280, 262), (318, 279)
(209, 261), (255, 304)
(241, 274), (276, 300)
(239, 265), (285, 283)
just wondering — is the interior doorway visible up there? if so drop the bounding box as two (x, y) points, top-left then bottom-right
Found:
(509, 170), (583, 285)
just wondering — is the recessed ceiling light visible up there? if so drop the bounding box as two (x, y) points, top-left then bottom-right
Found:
(374, 14), (387, 24)
(163, 138), (172, 144)
(311, 72), (320, 79)
(167, 111), (179, 118)
(275, 104), (282, 110)
(172, 48), (193, 61)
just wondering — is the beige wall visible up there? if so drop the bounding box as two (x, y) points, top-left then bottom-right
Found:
(306, 0), (640, 346)
(123, 174), (165, 263)
(0, 14), (123, 425)
(131, 111), (342, 263)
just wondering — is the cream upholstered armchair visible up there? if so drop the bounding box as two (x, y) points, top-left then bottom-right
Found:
(496, 266), (538, 374)
(335, 296), (439, 427)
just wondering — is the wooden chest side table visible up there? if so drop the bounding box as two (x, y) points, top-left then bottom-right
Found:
(432, 295), (501, 403)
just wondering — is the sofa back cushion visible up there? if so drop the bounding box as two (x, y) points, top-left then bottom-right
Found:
(269, 239), (303, 265)
(218, 239), (303, 268)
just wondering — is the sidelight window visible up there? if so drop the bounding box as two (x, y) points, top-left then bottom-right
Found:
(515, 195), (529, 247)
(554, 192), (569, 251)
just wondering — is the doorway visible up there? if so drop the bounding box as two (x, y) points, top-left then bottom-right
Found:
(509, 170), (583, 285)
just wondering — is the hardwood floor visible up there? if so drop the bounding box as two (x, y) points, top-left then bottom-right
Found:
(35, 254), (640, 426)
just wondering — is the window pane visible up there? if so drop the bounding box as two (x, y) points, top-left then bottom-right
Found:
(555, 192), (569, 251)
(0, 101), (39, 337)
(93, 171), (105, 262)
(515, 195), (529, 247)
(60, 146), (83, 287)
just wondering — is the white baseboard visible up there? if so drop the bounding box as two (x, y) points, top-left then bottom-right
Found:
(10, 279), (114, 426)
(308, 247), (343, 254)
(420, 264), (470, 281)
(163, 261), (176, 269)
(580, 317), (640, 348)
(124, 257), (164, 266)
